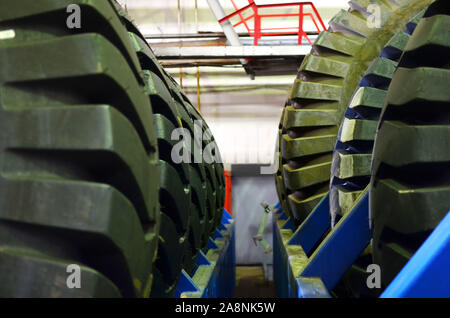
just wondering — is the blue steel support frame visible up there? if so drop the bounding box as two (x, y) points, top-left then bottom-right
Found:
(175, 210), (235, 298)
(274, 192), (450, 298)
(272, 19), (450, 297)
(300, 192), (371, 291)
(273, 203), (296, 297)
(274, 191), (371, 297)
(288, 195), (330, 256)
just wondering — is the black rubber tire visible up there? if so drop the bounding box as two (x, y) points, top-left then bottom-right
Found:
(166, 79), (209, 272)
(370, 0), (450, 288)
(117, 10), (194, 296)
(0, 0), (160, 298)
(276, 0), (432, 227)
(163, 79), (225, 268)
(200, 117), (225, 231)
(331, 15), (424, 298)
(330, 12), (424, 226)
(150, 61), (226, 270)
(175, 95), (223, 237)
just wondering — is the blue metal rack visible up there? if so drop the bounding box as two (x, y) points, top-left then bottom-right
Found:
(175, 210), (236, 298)
(273, 193), (450, 298)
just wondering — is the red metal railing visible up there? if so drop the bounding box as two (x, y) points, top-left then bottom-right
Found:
(219, 1), (326, 45)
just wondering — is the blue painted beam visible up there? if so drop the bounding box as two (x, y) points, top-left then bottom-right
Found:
(288, 194), (330, 255)
(214, 228), (225, 239)
(174, 270), (201, 298)
(222, 209), (232, 224)
(381, 211), (450, 298)
(273, 202), (281, 211)
(300, 191), (371, 291)
(281, 217), (295, 231)
(276, 208), (288, 221)
(176, 209), (235, 298)
(207, 237), (219, 251)
(273, 209), (292, 297)
(193, 250), (212, 273)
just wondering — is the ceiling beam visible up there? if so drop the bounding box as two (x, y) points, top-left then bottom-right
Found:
(153, 45), (310, 59)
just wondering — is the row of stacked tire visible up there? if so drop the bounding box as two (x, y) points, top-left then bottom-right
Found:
(275, 0), (449, 296)
(0, 1), (225, 297)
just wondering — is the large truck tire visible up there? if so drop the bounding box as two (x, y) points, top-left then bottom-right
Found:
(119, 10), (193, 296)
(277, 0), (432, 226)
(0, 0), (160, 298)
(330, 12), (424, 226)
(331, 14), (424, 298)
(370, 0), (450, 288)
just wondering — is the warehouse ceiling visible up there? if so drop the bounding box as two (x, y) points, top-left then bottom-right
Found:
(119, 0), (348, 164)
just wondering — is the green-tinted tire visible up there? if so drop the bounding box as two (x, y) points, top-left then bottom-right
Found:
(370, 0), (450, 288)
(330, 12), (424, 226)
(275, 107), (291, 216)
(121, 13), (193, 296)
(166, 81), (209, 273)
(0, 0), (160, 297)
(277, 0), (432, 226)
(330, 14), (424, 298)
(155, 63), (225, 270)
(177, 98), (223, 236)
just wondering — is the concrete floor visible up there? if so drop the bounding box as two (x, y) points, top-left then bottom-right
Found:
(233, 266), (276, 298)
